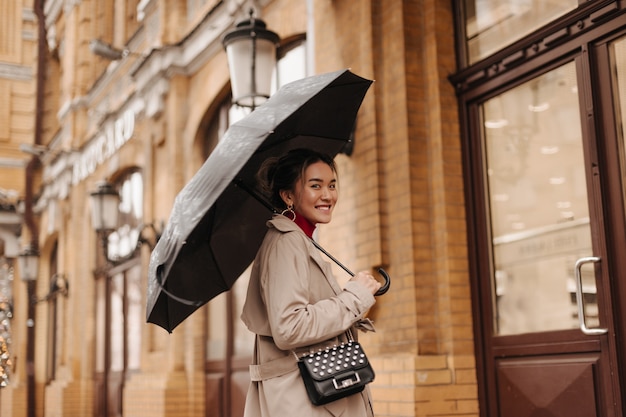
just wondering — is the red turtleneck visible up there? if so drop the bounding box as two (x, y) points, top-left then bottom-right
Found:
(291, 211), (316, 238)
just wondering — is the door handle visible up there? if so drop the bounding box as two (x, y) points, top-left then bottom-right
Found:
(574, 256), (608, 336)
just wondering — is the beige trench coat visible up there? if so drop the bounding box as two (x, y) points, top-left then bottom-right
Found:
(241, 215), (377, 417)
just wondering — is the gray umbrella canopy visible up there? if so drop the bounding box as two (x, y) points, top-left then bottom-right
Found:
(146, 69), (373, 332)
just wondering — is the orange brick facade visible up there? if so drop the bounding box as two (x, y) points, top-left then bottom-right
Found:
(0, 1), (478, 416)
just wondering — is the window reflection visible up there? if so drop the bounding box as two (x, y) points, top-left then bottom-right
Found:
(276, 39), (307, 88)
(484, 62), (597, 335)
(107, 171), (143, 261)
(233, 266), (253, 357)
(206, 292), (227, 360)
(126, 267), (142, 370)
(110, 274), (124, 372)
(485, 63), (586, 236)
(465, 0), (577, 65)
(46, 242), (60, 382)
(95, 278), (106, 372)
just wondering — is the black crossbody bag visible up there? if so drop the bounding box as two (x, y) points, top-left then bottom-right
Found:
(296, 334), (375, 405)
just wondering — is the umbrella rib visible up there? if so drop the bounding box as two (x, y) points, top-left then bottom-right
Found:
(234, 178), (277, 213)
(156, 266), (205, 307)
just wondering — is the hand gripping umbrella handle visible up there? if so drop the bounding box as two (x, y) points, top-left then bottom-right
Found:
(375, 268), (391, 296)
(309, 239), (390, 296)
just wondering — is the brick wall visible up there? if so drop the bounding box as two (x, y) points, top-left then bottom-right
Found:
(313, 1), (478, 416)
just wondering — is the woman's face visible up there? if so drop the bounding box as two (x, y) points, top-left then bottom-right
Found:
(282, 161), (338, 225)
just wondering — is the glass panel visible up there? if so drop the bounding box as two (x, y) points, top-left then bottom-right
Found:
(95, 277), (106, 372)
(46, 242), (59, 382)
(233, 266), (254, 357)
(206, 292), (227, 360)
(611, 37), (626, 209)
(484, 62), (595, 335)
(110, 274), (124, 371)
(465, 0), (577, 65)
(276, 40), (307, 88)
(126, 265), (142, 370)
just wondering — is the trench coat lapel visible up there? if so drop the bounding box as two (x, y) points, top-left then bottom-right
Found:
(308, 239), (344, 296)
(270, 215), (344, 296)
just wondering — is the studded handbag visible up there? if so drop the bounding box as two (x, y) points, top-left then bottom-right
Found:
(296, 338), (375, 405)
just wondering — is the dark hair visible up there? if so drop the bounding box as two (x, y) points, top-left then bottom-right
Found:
(257, 148), (337, 210)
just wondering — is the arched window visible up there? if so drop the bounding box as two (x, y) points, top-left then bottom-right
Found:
(46, 241), (59, 382)
(94, 169), (143, 417)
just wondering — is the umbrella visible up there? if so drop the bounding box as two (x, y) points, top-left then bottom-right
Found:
(146, 69), (389, 332)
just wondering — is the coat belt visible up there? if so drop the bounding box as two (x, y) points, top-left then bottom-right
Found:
(249, 355), (298, 381)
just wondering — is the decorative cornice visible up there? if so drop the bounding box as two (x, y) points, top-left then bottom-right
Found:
(22, 7), (36, 21)
(0, 63), (33, 81)
(0, 158), (27, 168)
(96, 3), (235, 119)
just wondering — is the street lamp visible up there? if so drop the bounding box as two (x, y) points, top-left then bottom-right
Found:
(18, 245), (40, 283)
(89, 181), (161, 264)
(89, 181), (120, 234)
(89, 181), (120, 264)
(222, 9), (280, 109)
(17, 244), (39, 417)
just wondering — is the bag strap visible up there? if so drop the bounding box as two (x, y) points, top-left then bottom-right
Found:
(347, 328), (355, 342)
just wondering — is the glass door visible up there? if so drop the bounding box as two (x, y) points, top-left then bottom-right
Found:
(485, 62), (595, 337)
(475, 52), (623, 416)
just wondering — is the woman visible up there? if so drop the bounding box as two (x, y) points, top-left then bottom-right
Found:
(241, 148), (382, 417)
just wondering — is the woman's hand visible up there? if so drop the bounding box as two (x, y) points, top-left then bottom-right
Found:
(351, 270), (382, 295)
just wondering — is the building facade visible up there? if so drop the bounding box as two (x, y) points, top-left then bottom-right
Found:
(0, 0), (624, 417)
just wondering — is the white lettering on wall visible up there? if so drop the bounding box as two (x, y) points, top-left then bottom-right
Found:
(72, 109), (135, 185)
(38, 109), (136, 211)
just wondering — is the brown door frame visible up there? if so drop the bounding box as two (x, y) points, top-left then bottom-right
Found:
(590, 27), (626, 411)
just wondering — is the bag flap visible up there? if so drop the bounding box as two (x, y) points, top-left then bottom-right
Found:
(298, 342), (370, 381)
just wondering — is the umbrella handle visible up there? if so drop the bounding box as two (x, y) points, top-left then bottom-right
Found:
(375, 268), (391, 296)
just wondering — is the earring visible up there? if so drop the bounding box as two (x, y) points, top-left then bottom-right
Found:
(281, 204), (296, 221)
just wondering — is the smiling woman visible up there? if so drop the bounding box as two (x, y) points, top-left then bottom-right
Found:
(240, 148), (382, 417)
